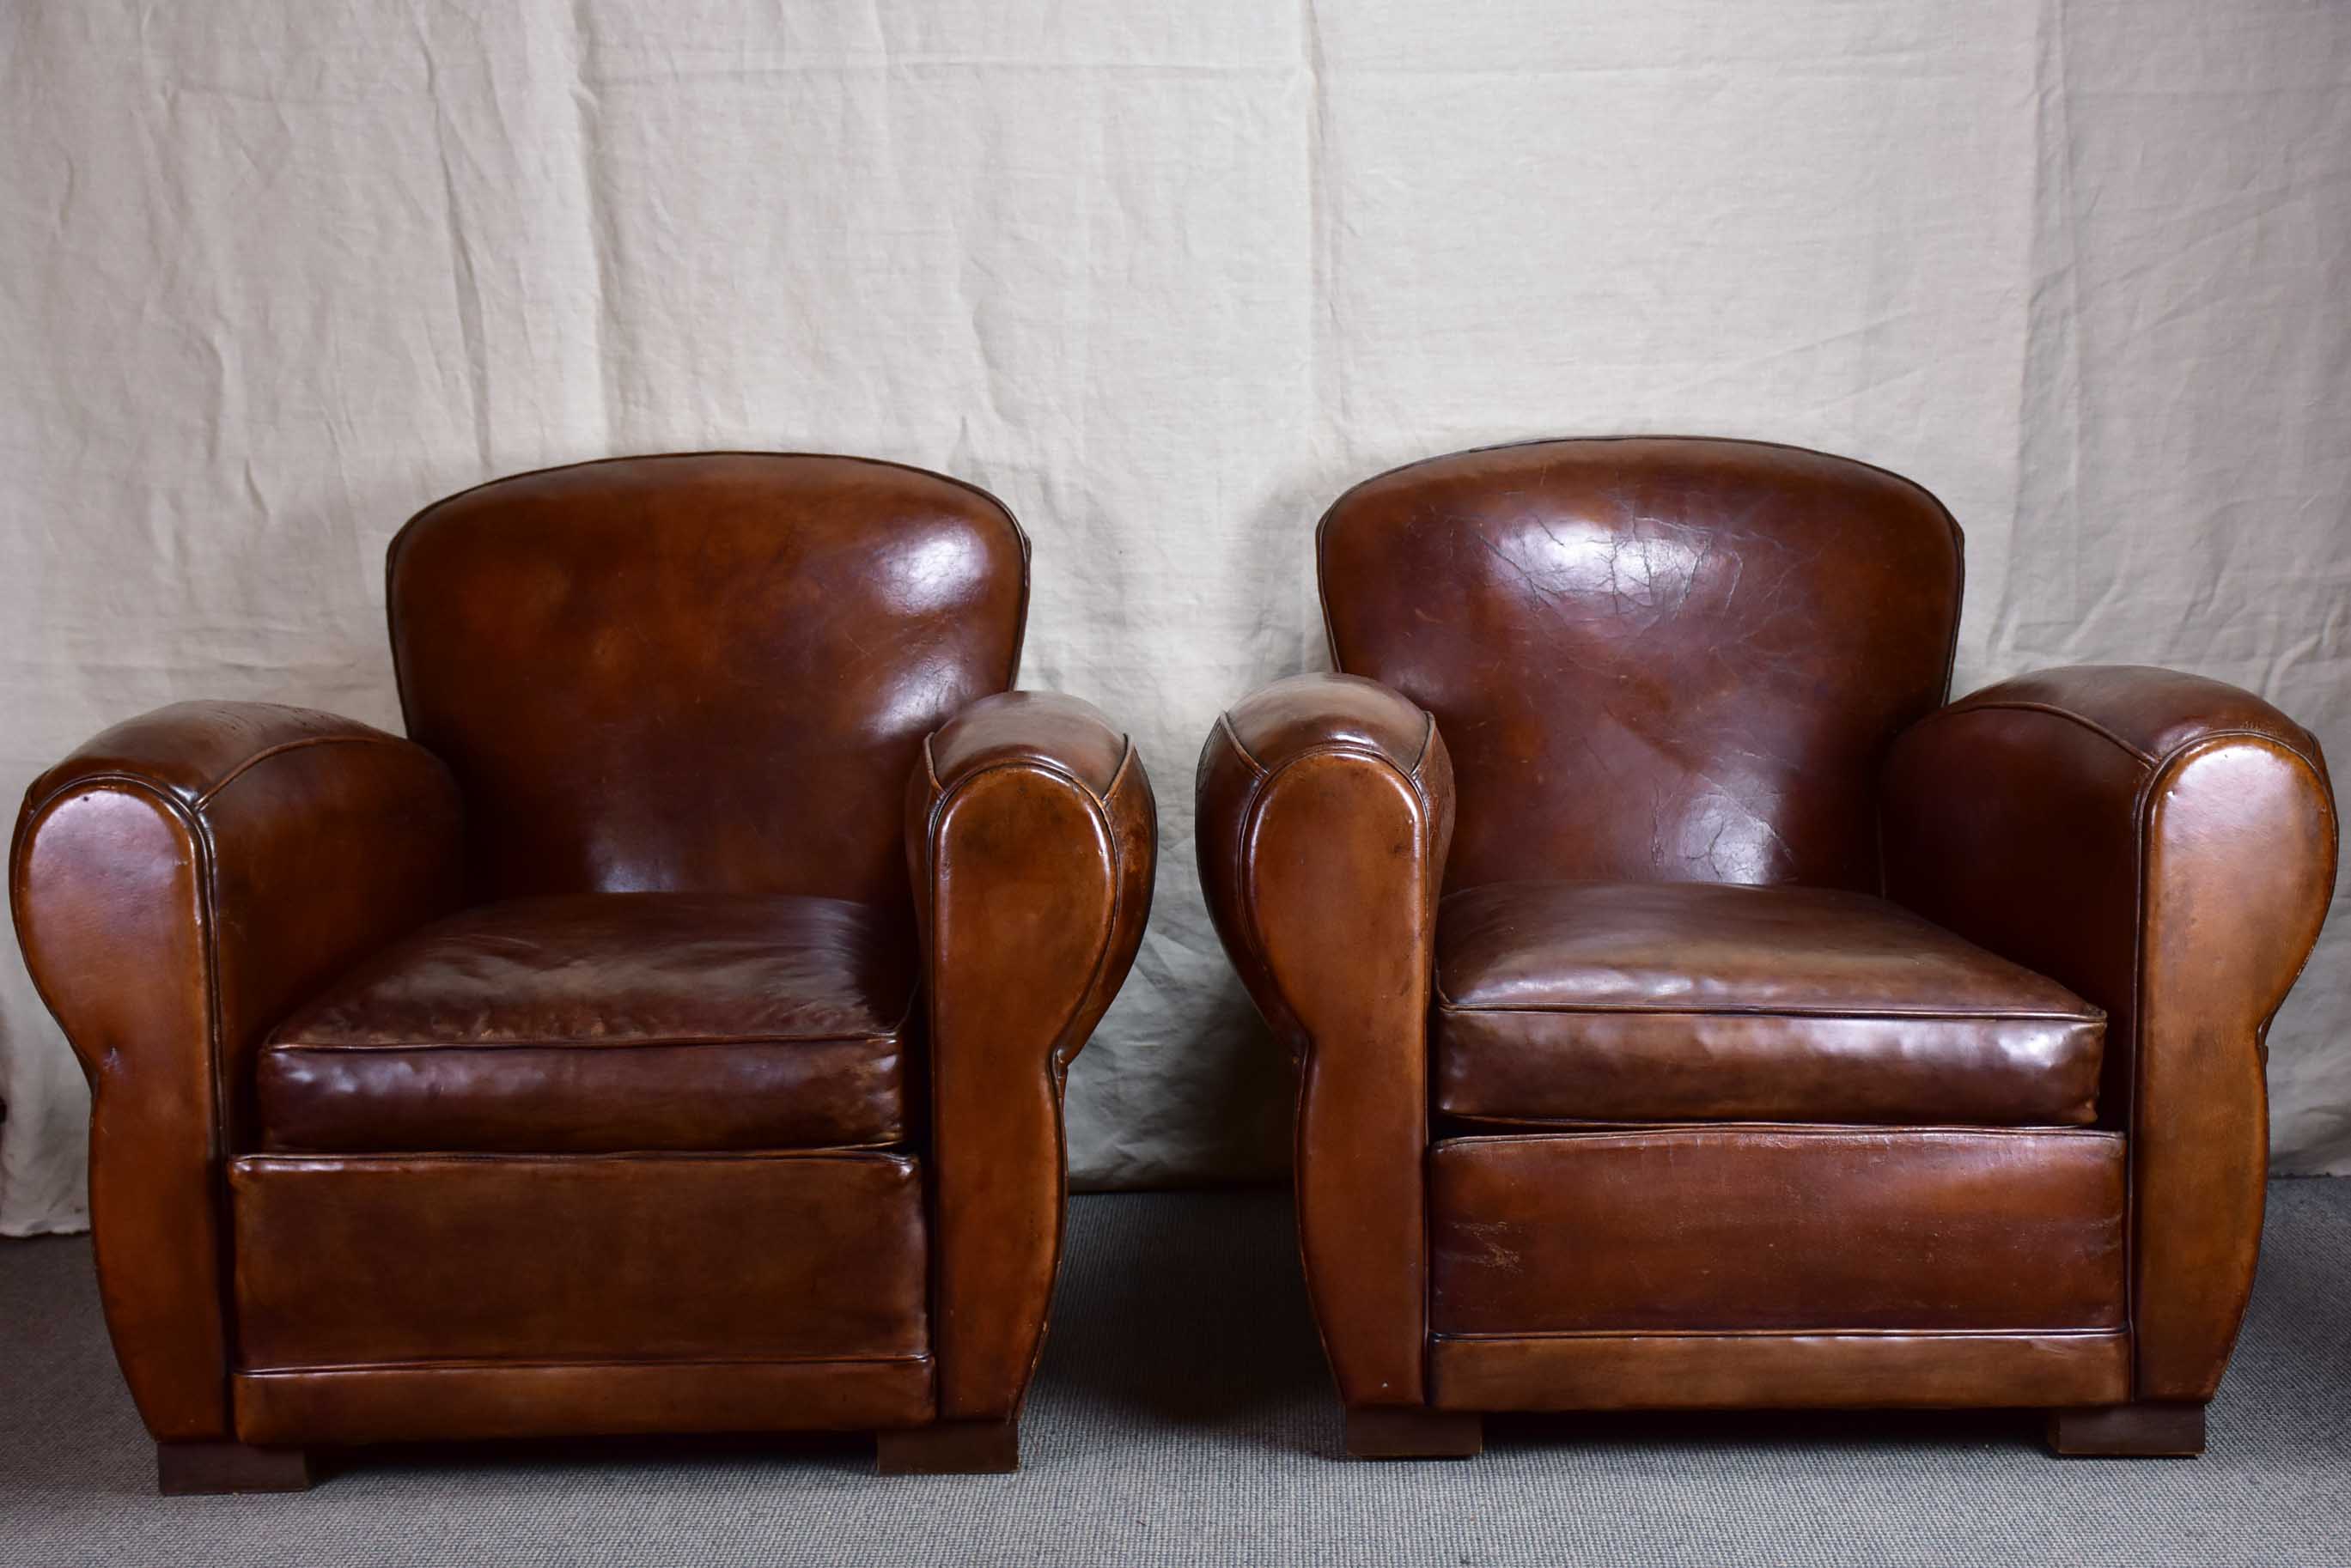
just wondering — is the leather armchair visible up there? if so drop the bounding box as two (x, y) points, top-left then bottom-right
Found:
(1197, 437), (2335, 1460)
(12, 453), (1156, 1491)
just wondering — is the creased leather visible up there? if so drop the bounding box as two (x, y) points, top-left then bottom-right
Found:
(1319, 437), (1961, 895)
(1434, 880), (2104, 1127)
(390, 453), (1028, 915)
(257, 892), (914, 1153)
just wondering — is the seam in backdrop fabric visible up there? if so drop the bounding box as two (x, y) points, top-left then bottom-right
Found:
(2, 1), (2346, 1233)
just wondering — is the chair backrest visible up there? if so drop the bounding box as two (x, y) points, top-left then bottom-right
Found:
(389, 452), (1028, 913)
(1319, 437), (1962, 895)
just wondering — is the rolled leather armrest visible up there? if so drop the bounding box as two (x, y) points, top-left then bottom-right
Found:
(10, 701), (465, 1441)
(904, 690), (1155, 1422)
(1193, 672), (1454, 1408)
(1881, 665), (2336, 1401)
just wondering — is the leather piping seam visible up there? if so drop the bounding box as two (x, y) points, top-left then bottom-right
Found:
(1211, 708), (1434, 785)
(1436, 1110), (2104, 1132)
(1215, 711), (1265, 774)
(263, 1032), (910, 1052)
(1934, 700), (2158, 765)
(918, 746), (1125, 1418)
(1428, 1328), (2125, 1344)
(231, 1149), (920, 1169)
(1428, 1124), (2124, 1146)
(1236, 743), (1436, 1401)
(923, 734), (1130, 808)
(1928, 701), (2329, 781)
(237, 1352), (935, 1377)
(192, 732), (430, 808)
(1234, 742), (1436, 1039)
(17, 736), (429, 823)
(2123, 731), (2336, 1400)
(253, 1137), (911, 1157)
(9, 777), (238, 1435)
(385, 451), (1034, 774)
(1428, 999), (2104, 1024)
(1312, 435), (1967, 678)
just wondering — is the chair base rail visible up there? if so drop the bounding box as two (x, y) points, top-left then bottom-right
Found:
(1343, 1407), (1484, 1460)
(874, 1419), (1020, 1475)
(156, 1441), (315, 1495)
(2046, 1401), (2207, 1457)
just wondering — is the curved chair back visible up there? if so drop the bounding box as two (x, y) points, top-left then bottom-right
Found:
(391, 452), (1028, 910)
(1319, 437), (1961, 893)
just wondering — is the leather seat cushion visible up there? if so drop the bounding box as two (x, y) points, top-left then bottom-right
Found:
(1434, 881), (2105, 1127)
(257, 893), (917, 1154)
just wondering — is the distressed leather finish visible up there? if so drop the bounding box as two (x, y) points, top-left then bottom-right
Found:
(236, 1360), (935, 1447)
(1884, 665), (2338, 1401)
(390, 453), (1027, 914)
(908, 690), (1156, 1423)
(1197, 441), (2334, 1449)
(257, 893), (913, 1154)
(1430, 1127), (2126, 1334)
(12, 454), (1151, 1480)
(232, 1153), (929, 1368)
(1319, 437), (1960, 895)
(1435, 881), (2104, 1127)
(1195, 672), (1453, 1408)
(11, 703), (463, 1441)
(1431, 1331), (2130, 1413)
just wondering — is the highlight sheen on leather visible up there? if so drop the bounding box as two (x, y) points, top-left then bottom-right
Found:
(11, 453), (1158, 1486)
(1197, 436), (2337, 1460)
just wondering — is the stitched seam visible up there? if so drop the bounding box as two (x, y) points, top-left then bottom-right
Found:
(239, 1352), (935, 1376)
(2149, 725), (2329, 779)
(1434, 1110), (2104, 1132)
(1239, 743), (1438, 1401)
(1431, 1001), (2104, 1024)
(931, 751), (1105, 807)
(1100, 737), (1136, 802)
(2119, 730), (2332, 1397)
(1428, 1124), (2126, 1146)
(1216, 711), (1267, 775)
(1934, 700), (2157, 765)
(1428, 1328), (2125, 1344)
(265, 1033), (906, 1053)
(919, 751), (1123, 1416)
(193, 733), (420, 806)
(231, 1149), (920, 1169)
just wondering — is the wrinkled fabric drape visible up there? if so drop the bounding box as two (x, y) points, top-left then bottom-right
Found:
(3, 1), (2345, 1233)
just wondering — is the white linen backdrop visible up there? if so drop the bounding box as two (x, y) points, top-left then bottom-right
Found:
(3, 1), (2346, 1232)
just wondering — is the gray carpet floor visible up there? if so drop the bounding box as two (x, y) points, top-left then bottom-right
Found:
(3, 1183), (2347, 1566)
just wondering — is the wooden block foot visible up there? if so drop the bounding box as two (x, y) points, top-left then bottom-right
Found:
(155, 1441), (314, 1494)
(2047, 1401), (2207, 1457)
(875, 1419), (1020, 1475)
(1344, 1406), (1483, 1460)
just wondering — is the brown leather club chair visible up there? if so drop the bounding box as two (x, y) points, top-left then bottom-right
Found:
(1197, 436), (2336, 1462)
(12, 453), (1154, 1492)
